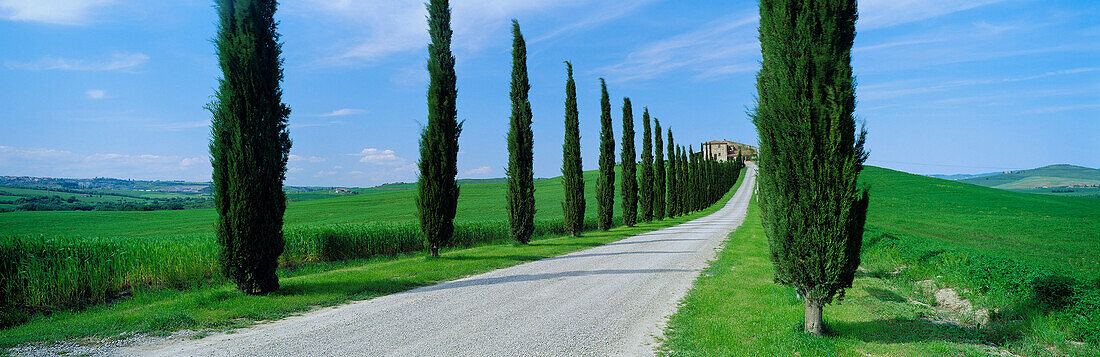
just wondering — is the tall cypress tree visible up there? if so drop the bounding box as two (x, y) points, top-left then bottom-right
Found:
(418, 0), (462, 257)
(639, 108), (654, 222)
(686, 145), (696, 212)
(560, 61), (584, 236)
(753, 0), (869, 336)
(596, 79), (616, 231)
(653, 119), (666, 220)
(620, 98), (637, 227)
(506, 20), (535, 244)
(209, 0), (291, 295)
(666, 130), (678, 218)
(678, 146), (688, 213)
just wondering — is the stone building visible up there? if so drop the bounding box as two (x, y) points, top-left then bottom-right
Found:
(700, 140), (757, 162)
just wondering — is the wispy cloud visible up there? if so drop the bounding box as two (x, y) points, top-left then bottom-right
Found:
(462, 165), (492, 177)
(860, 67), (1100, 101)
(308, 108), (365, 117)
(294, 0), (619, 66)
(0, 145), (208, 180)
(160, 120), (211, 131)
(6, 52), (149, 72)
(599, 13), (759, 83)
(530, 0), (657, 44)
(85, 89), (105, 99)
(857, 0), (1007, 30)
(1025, 104), (1100, 115)
(0, 0), (119, 25)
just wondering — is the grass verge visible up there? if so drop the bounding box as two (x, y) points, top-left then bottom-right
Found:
(660, 194), (1098, 356)
(0, 171), (744, 348)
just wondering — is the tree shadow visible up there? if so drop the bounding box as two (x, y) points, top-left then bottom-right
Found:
(273, 278), (429, 300)
(413, 268), (693, 293)
(539, 250), (694, 261)
(832, 318), (986, 344)
(864, 287), (906, 303)
(604, 238), (705, 246)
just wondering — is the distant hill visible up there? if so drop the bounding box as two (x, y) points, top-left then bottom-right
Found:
(959, 164), (1100, 196)
(928, 172), (1001, 180)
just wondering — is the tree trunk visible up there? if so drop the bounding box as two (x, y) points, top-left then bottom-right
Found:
(804, 298), (824, 336)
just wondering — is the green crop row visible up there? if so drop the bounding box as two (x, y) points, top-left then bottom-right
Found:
(0, 216), (609, 327)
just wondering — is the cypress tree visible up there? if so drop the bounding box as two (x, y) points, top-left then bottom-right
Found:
(686, 145), (696, 212)
(595, 79), (616, 231)
(620, 98), (637, 227)
(209, 0), (291, 295)
(505, 20), (535, 244)
(560, 61), (584, 236)
(418, 0), (462, 257)
(639, 108), (654, 222)
(653, 119), (665, 220)
(678, 146), (688, 212)
(665, 131), (678, 218)
(752, 0), (869, 336)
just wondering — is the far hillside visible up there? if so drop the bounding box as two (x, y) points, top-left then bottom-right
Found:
(864, 166), (1100, 278)
(959, 164), (1100, 197)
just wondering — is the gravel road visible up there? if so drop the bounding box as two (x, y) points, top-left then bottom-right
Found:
(123, 165), (756, 356)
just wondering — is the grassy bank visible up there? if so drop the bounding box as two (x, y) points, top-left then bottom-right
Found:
(0, 170), (744, 348)
(661, 167), (1099, 356)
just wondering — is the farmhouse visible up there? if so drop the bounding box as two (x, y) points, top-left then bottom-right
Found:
(701, 140), (757, 162)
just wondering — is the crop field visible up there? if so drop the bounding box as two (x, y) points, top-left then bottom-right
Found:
(661, 167), (1100, 355)
(0, 167), (651, 327)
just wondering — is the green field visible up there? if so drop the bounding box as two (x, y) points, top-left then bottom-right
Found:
(0, 171), (610, 237)
(661, 166), (1100, 355)
(0, 169), (744, 347)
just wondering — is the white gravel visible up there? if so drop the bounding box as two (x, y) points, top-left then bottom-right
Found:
(115, 165), (757, 357)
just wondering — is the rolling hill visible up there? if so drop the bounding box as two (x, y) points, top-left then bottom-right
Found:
(960, 164), (1100, 189)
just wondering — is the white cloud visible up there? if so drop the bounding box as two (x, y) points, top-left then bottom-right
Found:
(309, 108), (365, 117)
(0, 0), (119, 25)
(0, 145), (73, 160)
(6, 52), (149, 72)
(352, 148), (404, 165)
(288, 167), (305, 173)
(161, 120), (211, 131)
(462, 166), (492, 176)
(858, 0), (1006, 30)
(85, 89), (105, 99)
(600, 13), (759, 82)
(288, 154), (326, 163)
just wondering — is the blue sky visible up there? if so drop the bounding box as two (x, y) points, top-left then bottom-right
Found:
(0, 0), (1097, 186)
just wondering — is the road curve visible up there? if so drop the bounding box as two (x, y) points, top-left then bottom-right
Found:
(127, 165), (756, 356)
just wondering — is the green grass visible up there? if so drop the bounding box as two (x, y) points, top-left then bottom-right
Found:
(861, 166), (1100, 278)
(0, 170), (744, 348)
(662, 166), (1100, 356)
(661, 196), (1006, 356)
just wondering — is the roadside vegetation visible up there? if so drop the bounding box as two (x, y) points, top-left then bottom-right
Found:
(662, 167), (1100, 355)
